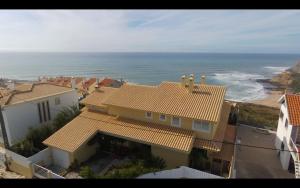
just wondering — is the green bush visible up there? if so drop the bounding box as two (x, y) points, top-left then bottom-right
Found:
(52, 105), (80, 131)
(99, 160), (161, 179)
(237, 103), (279, 130)
(79, 166), (96, 178)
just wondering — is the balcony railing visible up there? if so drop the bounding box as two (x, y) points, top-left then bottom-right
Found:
(289, 138), (300, 161)
(32, 163), (65, 179)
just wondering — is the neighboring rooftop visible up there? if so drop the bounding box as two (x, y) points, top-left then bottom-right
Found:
(0, 83), (73, 106)
(285, 94), (300, 126)
(43, 109), (195, 153)
(103, 82), (226, 123)
(81, 87), (119, 108)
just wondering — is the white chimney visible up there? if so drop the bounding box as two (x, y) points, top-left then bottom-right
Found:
(71, 77), (76, 89)
(200, 75), (206, 85)
(7, 80), (15, 91)
(188, 76), (194, 93)
(181, 75), (186, 87)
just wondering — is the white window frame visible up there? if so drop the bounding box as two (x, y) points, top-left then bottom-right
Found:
(145, 112), (153, 119)
(192, 120), (211, 133)
(171, 116), (181, 128)
(159, 114), (166, 121)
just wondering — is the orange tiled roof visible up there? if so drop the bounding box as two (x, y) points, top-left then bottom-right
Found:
(99, 78), (114, 87)
(1, 83), (73, 106)
(286, 94), (300, 126)
(43, 110), (195, 153)
(103, 82), (226, 123)
(81, 87), (119, 107)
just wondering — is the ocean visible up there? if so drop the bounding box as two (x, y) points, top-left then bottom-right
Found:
(0, 52), (300, 102)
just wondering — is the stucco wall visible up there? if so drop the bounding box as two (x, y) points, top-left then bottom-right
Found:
(2, 90), (78, 146)
(275, 102), (294, 170)
(108, 106), (213, 139)
(8, 160), (33, 178)
(151, 145), (189, 169)
(51, 147), (71, 169)
(71, 141), (98, 165)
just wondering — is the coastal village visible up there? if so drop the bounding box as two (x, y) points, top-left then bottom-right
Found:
(0, 61), (300, 179)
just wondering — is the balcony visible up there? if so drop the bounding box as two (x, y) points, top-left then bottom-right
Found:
(289, 137), (300, 161)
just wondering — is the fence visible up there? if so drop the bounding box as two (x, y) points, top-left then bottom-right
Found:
(32, 163), (65, 179)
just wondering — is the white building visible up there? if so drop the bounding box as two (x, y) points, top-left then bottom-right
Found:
(0, 83), (78, 147)
(138, 166), (223, 179)
(275, 93), (300, 178)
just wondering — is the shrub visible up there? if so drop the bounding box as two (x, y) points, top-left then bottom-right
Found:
(79, 166), (96, 178)
(52, 105), (80, 131)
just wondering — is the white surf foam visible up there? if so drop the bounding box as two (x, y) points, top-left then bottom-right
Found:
(264, 66), (289, 74)
(213, 72), (267, 102)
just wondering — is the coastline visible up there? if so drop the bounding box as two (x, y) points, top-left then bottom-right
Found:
(249, 71), (290, 109)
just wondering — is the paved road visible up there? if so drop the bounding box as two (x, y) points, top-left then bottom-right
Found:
(235, 125), (294, 178)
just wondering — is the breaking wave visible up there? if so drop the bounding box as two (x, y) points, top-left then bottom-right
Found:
(212, 72), (267, 102)
(264, 66), (289, 74)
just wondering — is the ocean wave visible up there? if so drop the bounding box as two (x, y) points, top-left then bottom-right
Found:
(264, 66), (289, 74)
(212, 72), (267, 102)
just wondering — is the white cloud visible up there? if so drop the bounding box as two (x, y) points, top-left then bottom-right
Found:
(0, 10), (299, 53)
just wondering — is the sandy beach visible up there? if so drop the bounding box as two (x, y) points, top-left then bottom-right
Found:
(250, 90), (283, 109)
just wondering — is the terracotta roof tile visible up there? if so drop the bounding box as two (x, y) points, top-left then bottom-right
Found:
(286, 94), (300, 126)
(43, 110), (195, 153)
(103, 82), (226, 122)
(3, 83), (73, 106)
(81, 87), (119, 107)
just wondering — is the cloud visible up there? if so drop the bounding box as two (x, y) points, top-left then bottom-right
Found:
(0, 10), (299, 53)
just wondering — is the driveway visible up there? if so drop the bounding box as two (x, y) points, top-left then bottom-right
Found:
(235, 125), (294, 178)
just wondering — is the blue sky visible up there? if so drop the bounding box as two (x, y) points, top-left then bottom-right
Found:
(0, 10), (300, 53)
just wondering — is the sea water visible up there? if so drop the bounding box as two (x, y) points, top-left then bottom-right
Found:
(0, 52), (300, 102)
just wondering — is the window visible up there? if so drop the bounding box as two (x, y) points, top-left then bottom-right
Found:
(159, 114), (166, 121)
(55, 97), (61, 105)
(171, 117), (181, 127)
(37, 100), (51, 123)
(145, 112), (152, 119)
(37, 103), (42, 123)
(192, 120), (211, 133)
(285, 119), (288, 128)
(46, 101), (51, 121)
(279, 110), (284, 120)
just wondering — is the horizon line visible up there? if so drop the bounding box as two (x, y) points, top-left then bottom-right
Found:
(0, 51), (300, 55)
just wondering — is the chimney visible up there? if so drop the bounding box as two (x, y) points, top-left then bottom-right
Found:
(188, 76), (194, 93)
(200, 75), (206, 85)
(181, 75), (186, 87)
(6, 80), (15, 91)
(71, 77), (76, 89)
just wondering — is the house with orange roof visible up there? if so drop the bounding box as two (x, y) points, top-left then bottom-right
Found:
(275, 93), (300, 178)
(43, 74), (236, 177)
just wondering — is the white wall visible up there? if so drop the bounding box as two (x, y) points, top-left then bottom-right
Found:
(2, 90), (78, 146)
(51, 147), (70, 169)
(28, 148), (52, 166)
(138, 166), (223, 179)
(275, 101), (293, 170)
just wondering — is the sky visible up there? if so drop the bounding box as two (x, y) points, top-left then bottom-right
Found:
(0, 10), (300, 53)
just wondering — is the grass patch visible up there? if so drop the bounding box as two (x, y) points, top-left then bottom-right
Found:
(237, 102), (279, 130)
(290, 73), (300, 93)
